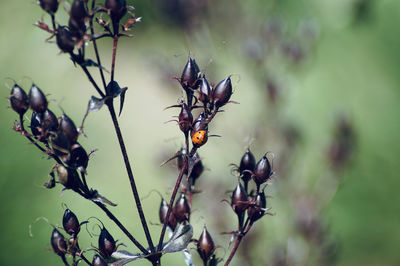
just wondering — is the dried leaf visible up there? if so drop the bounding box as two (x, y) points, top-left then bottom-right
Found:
(110, 250), (144, 266)
(82, 59), (109, 73)
(162, 223), (193, 253)
(106, 81), (128, 116)
(183, 249), (194, 266)
(91, 191), (118, 207)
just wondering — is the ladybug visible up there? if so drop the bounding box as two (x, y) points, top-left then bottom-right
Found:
(192, 130), (208, 147)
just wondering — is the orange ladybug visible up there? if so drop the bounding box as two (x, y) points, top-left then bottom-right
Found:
(192, 130), (208, 147)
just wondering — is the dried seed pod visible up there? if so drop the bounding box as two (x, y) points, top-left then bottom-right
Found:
(239, 149), (256, 183)
(39, 0), (59, 14)
(231, 182), (248, 215)
(59, 114), (79, 144)
(41, 109), (59, 136)
(70, 0), (87, 22)
(10, 84), (29, 115)
(190, 112), (207, 138)
(189, 158), (204, 186)
(69, 17), (86, 38)
(192, 130), (208, 147)
(98, 226), (116, 259)
(247, 191), (267, 224)
(159, 198), (177, 231)
(55, 164), (83, 192)
(213, 76), (233, 108)
(56, 26), (75, 53)
(197, 226), (215, 263)
(181, 56), (199, 89)
(50, 228), (67, 257)
(105, 0), (127, 22)
(63, 208), (80, 236)
(253, 154), (272, 185)
(29, 84), (48, 113)
(177, 147), (188, 175)
(50, 132), (71, 156)
(66, 143), (88, 170)
(174, 194), (191, 222)
(198, 76), (212, 104)
(92, 254), (107, 266)
(30, 111), (42, 138)
(178, 101), (193, 134)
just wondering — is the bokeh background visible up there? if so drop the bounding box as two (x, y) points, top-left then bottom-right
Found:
(1, 0), (400, 265)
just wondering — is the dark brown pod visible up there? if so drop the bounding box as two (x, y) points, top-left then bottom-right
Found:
(41, 109), (59, 136)
(189, 158), (204, 186)
(29, 84), (48, 113)
(10, 84), (29, 115)
(178, 101), (193, 134)
(247, 191), (267, 224)
(69, 17), (86, 38)
(30, 111), (42, 138)
(63, 208), (80, 236)
(190, 113), (207, 138)
(59, 114), (79, 144)
(66, 143), (89, 170)
(181, 56), (199, 89)
(231, 182), (248, 214)
(213, 76), (232, 108)
(50, 228), (67, 257)
(56, 26), (75, 53)
(92, 254), (107, 266)
(198, 76), (211, 104)
(253, 154), (272, 185)
(159, 198), (177, 231)
(177, 147), (188, 175)
(98, 227), (116, 259)
(239, 149), (256, 183)
(70, 0), (87, 22)
(197, 226), (215, 263)
(105, 0), (127, 22)
(174, 194), (191, 222)
(39, 0), (58, 14)
(56, 165), (84, 192)
(50, 132), (72, 156)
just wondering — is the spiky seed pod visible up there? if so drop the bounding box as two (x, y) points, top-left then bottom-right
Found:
(247, 191), (267, 224)
(50, 228), (67, 257)
(39, 0), (59, 14)
(10, 84), (29, 115)
(253, 154), (272, 185)
(198, 76), (211, 104)
(59, 114), (79, 144)
(105, 0), (127, 23)
(178, 101), (193, 134)
(181, 56), (199, 89)
(239, 149), (256, 183)
(98, 227), (116, 259)
(231, 182), (248, 214)
(62, 209), (80, 236)
(70, 0), (87, 22)
(41, 109), (59, 136)
(92, 254), (107, 266)
(66, 143), (89, 170)
(197, 226), (215, 263)
(213, 76), (233, 108)
(56, 26), (75, 53)
(174, 194), (191, 222)
(30, 111), (42, 138)
(29, 84), (48, 113)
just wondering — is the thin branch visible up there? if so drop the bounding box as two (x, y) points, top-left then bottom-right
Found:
(224, 235), (243, 266)
(110, 35), (118, 82)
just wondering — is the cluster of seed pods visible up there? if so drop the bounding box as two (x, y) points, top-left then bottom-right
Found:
(9, 82), (91, 194)
(49, 208), (118, 265)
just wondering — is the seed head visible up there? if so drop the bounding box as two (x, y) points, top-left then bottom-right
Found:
(231, 182), (248, 215)
(10, 84), (29, 115)
(178, 101), (193, 134)
(30, 112), (42, 138)
(98, 226), (116, 259)
(253, 154), (272, 185)
(39, 0), (59, 14)
(50, 228), (67, 257)
(198, 76), (212, 104)
(239, 149), (256, 183)
(92, 254), (107, 266)
(66, 143), (89, 170)
(105, 0), (127, 23)
(41, 109), (59, 136)
(70, 0), (87, 22)
(59, 114), (79, 144)
(181, 56), (199, 89)
(197, 226), (215, 263)
(56, 26), (75, 53)
(174, 194), (191, 222)
(247, 191), (267, 224)
(29, 84), (48, 113)
(213, 76), (233, 108)
(62, 208), (80, 236)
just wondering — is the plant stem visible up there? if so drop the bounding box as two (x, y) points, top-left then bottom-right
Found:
(79, 253), (91, 265)
(111, 35), (118, 82)
(107, 102), (155, 252)
(224, 235), (243, 266)
(157, 160), (187, 251)
(79, 63), (105, 98)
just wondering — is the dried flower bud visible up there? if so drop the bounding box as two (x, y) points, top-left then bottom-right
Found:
(56, 26), (75, 53)
(55, 164), (83, 192)
(59, 114), (79, 144)
(181, 56), (199, 89)
(247, 191), (267, 224)
(41, 109), (59, 136)
(66, 143), (89, 170)
(239, 149), (256, 183)
(98, 226), (116, 259)
(178, 101), (193, 134)
(39, 0), (59, 14)
(197, 226), (215, 263)
(29, 84), (48, 113)
(50, 228), (67, 257)
(30, 111), (42, 138)
(50, 133), (72, 156)
(105, 0), (127, 23)
(253, 154), (272, 185)
(190, 113), (207, 138)
(231, 182), (248, 214)
(69, 17), (86, 38)
(92, 254), (107, 266)
(70, 0), (87, 22)
(199, 76), (211, 104)
(213, 76), (233, 108)
(174, 194), (191, 222)
(10, 84), (29, 115)
(63, 208), (80, 236)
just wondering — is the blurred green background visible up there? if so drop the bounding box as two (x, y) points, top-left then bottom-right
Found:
(1, 0), (400, 265)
